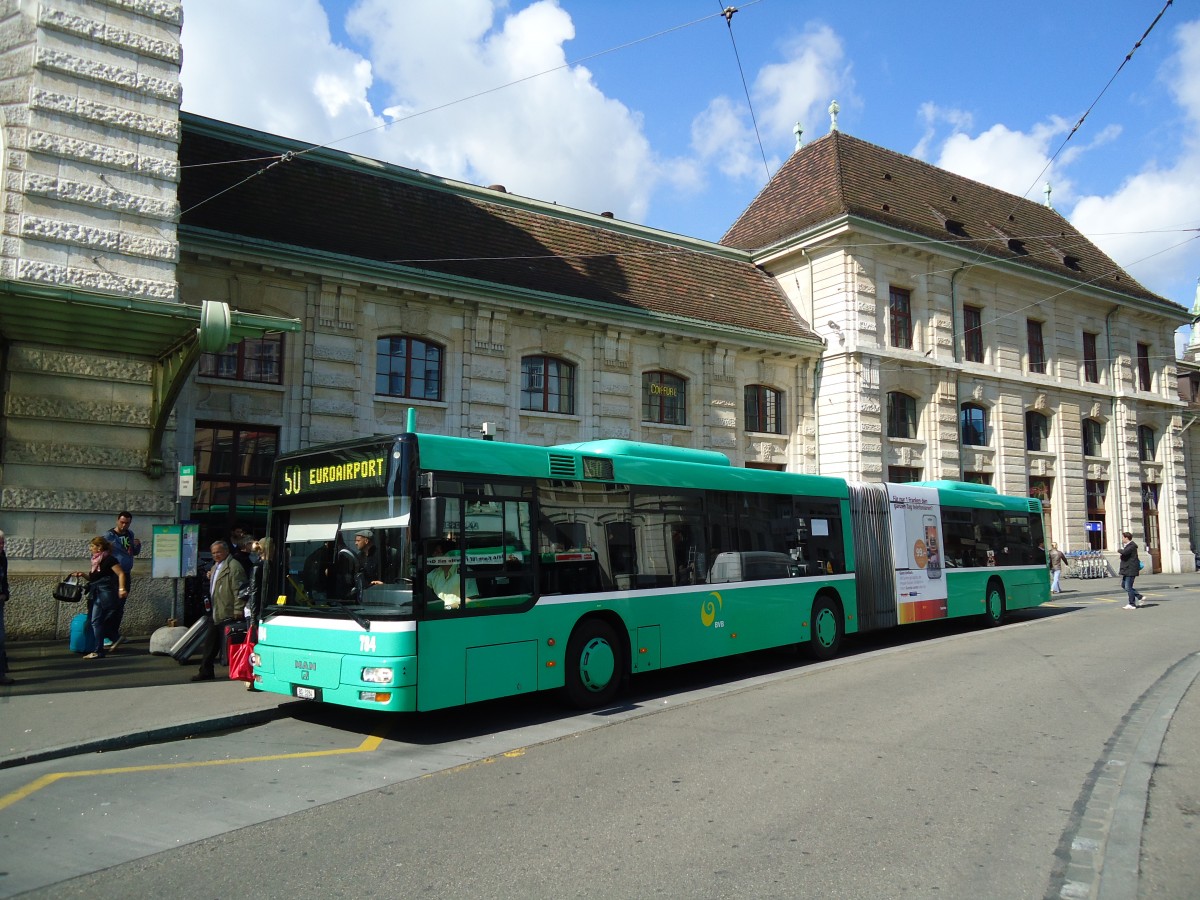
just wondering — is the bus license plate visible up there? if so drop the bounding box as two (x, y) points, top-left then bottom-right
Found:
(295, 686), (318, 700)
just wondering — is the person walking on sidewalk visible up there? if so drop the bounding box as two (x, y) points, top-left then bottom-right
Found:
(103, 511), (141, 651)
(192, 540), (246, 681)
(0, 530), (13, 685)
(72, 536), (129, 658)
(1119, 531), (1144, 609)
(1048, 542), (1069, 593)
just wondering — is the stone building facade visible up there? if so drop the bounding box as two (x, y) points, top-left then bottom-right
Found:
(0, 1), (293, 639)
(723, 131), (1193, 572)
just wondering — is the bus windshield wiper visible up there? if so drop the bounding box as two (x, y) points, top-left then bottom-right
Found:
(341, 604), (371, 631)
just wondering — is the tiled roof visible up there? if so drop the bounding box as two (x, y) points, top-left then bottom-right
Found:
(178, 115), (817, 343)
(721, 131), (1177, 308)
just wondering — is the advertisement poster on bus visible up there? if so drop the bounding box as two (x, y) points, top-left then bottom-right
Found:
(886, 484), (948, 623)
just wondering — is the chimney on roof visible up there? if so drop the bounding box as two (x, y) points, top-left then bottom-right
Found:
(600, 211), (614, 218)
(793, 122), (803, 150)
(488, 184), (507, 193)
(828, 100), (840, 133)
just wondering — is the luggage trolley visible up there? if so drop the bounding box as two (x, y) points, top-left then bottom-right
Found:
(1066, 550), (1111, 579)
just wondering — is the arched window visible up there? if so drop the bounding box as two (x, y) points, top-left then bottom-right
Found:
(1025, 411), (1049, 452)
(521, 355), (576, 414)
(745, 385), (784, 434)
(642, 371), (687, 425)
(1082, 418), (1104, 457)
(375, 336), (443, 400)
(886, 391), (917, 439)
(1137, 425), (1156, 462)
(960, 403), (988, 446)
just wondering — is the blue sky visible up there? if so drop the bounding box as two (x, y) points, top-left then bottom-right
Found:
(179, 1), (1200, 332)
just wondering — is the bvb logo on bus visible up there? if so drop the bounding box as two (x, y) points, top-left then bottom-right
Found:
(701, 592), (724, 628)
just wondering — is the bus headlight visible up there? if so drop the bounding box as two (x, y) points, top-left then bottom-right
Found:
(250, 652), (262, 667)
(361, 667), (394, 684)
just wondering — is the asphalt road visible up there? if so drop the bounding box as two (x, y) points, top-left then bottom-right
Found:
(4, 590), (1198, 899)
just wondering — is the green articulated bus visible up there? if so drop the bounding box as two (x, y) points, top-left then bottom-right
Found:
(252, 423), (1048, 712)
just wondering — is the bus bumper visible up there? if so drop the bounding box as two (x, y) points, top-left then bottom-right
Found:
(253, 644), (418, 712)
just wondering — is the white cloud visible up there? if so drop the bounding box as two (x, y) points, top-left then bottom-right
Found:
(180, 0), (383, 141)
(691, 96), (761, 180)
(754, 24), (853, 143)
(1069, 19), (1200, 305)
(929, 116), (1076, 203)
(182, 0), (663, 221)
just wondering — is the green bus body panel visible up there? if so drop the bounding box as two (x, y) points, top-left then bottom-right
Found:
(413, 576), (856, 711)
(410, 433), (851, 497)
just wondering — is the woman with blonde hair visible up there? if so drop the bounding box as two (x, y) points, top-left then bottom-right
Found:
(72, 536), (127, 659)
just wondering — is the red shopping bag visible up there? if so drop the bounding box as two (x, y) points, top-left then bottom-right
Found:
(226, 621), (255, 682)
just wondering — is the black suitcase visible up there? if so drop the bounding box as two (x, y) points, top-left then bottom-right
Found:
(169, 615), (213, 663)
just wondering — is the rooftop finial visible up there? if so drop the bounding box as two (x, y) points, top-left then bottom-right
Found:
(1044, 181), (1052, 209)
(828, 100), (840, 133)
(793, 121), (803, 150)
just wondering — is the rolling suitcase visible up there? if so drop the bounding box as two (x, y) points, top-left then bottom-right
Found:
(69, 611), (96, 654)
(169, 615), (213, 663)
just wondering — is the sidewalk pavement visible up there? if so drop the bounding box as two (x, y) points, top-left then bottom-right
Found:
(0, 631), (297, 769)
(1, 572), (1193, 768)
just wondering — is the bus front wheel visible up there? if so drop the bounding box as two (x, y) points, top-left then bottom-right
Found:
(807, 595), (843, 661)
(564, 619), (624, 709)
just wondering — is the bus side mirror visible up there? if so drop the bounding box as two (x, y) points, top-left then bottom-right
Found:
(421, 497), (446, 536)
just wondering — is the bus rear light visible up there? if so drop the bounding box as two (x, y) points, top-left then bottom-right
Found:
(359, 691), (392, 703)
(547, 638), (556, 646)
(361, 667), (394, 683)
(546, 660), (555, 667)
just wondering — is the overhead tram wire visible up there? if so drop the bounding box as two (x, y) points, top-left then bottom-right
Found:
(947, 1), (1177, 299)
(179, 3), (765, 216)
(1014, 0), (1175, 206)
(719, 4), (771, 183)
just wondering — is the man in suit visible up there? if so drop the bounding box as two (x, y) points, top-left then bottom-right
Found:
(192, 540), (247, 681)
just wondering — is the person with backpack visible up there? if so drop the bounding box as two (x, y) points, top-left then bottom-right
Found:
(103, 511), (141, 651)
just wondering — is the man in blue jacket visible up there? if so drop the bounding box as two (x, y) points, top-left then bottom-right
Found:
(103, 511), (141, 650)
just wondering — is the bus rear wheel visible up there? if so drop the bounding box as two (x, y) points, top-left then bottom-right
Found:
(564, 619), (624, 709)
(806, 595), (843, 661)
(981, 581), (1006, 627)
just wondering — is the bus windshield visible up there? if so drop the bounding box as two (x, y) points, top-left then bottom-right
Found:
(277, 500), (414, 616)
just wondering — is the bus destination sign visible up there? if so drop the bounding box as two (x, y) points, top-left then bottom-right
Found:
(275, 448), (390, 502)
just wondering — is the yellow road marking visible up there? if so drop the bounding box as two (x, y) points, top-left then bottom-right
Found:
(422, 746), (526, 779)
(0, 724), (390, 812)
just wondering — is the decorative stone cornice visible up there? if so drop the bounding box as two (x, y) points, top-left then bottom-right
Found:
(39, 7), (182, 64)
(0, 487), (175, 514)
(26, 130), (178, 181)
(23, 172), (177, 220)
(30, 89), (180, 142)
(35, 46), (181, 102)
(21, 215), (176, 260)
(15, 258), (176, 299)
(5, 439), (146, 469)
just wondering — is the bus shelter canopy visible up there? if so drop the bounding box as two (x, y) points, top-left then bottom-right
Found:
(0, 283), (300, 359)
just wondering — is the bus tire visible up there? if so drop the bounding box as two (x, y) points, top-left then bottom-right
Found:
(563, 619), (624, 709)
(806, 594), (843, 661)
(980, 580), (1006, 628)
